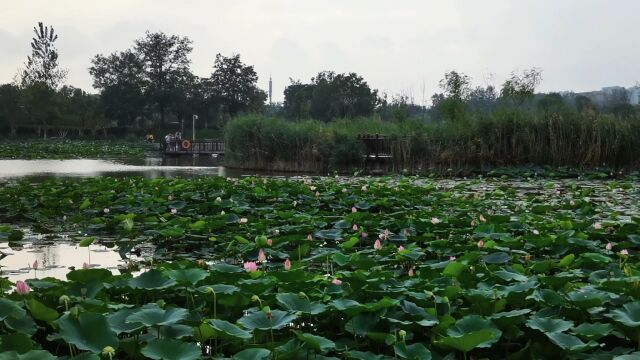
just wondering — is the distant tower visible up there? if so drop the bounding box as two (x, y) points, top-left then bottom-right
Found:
(268, 75), (273, 105)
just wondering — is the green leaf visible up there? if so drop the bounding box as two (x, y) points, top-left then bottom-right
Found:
(78, 236), (95, 247)
(547, 332), (597, 352)
(393, 343), (432, 360)
(571, 322), (613, 340)
(141, 339), (201, 360)
(607, 301), (640, 327)
(122, 269), (177, 289)
(437, 330), (499, 353)
(25, 299), (58, 322)
(107, 308), (145, 334)
(0, 350), (56, 360)
(276, 293), (327, 315)
(483, 252), (510, 264)
(209, 319), (252, 340)
(446, 315), (502, 348)
(293, 330), (336, 353)
(0, 333), (33, 353)
(558, 254), (575, 267)
(5, 314), (38, 336)
(126, 305), (188, 327)
(165, 268), (208, 286)
(232, 348), (271, 360)
(57, 312), (118, 354)
(442, 261), (465, 278)
(66, 268), (112, 283)
(238, 310), (296, 330)
(525, 316), (574, 333)
(0, 299), (26, 321)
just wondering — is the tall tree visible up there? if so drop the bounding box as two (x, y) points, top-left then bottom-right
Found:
(89, 50), (146, 127)
(21, 22), (67, 89)
(500, 68), (543, 105)
(208, 53), (266, 116)
(134, 31), (193, 128)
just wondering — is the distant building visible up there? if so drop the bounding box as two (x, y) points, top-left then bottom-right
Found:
(577, 85), (639, 106)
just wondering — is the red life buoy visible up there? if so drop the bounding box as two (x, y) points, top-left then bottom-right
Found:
(181, 139), (192, 150)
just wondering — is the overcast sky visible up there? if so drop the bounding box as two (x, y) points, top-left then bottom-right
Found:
(1, 0), (639, 103)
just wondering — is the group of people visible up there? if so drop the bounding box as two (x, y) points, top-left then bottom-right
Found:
(163, 132), (182, 151)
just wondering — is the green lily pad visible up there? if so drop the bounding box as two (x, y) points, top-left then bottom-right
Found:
(141, 339), (201, 360)
(126, 305), (188, 327)
(209, 319), (252, 340)
(276, 293), (327, 315)
(526, 316), (574, 333)
(232, 348), (271, 360)
(165, 268), (208, 286)
(238, 310), (296, 330)
(437, 330), (499, 353)
(393, 343), (432, 360)
(57, 312), (118, 353)
(607, 301), (640, 327)
(293, 330), (336, 353)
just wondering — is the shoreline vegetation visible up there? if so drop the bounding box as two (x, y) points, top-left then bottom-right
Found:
(224, 112), (640, 174)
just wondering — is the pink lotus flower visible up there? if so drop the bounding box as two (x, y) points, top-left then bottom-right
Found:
(332, 278), (342, 285)
(594, 222), (602, 230)
(244, 261), (258, 272)
(258, 248), (267, 262)
(431, 217), (441, 225)
(477, 240), (485, 248)
(352, 206), (357, 213)
(239, 218), (248, 224)
(170, 208), (177, 215)
(449, 256), (456, 261)
(620, 249), (629, 255)
(352, 224), (358, 231)
(606, 242), (613, 251)
(103, 208), (110, 214)
(374, 239), (382, 250)
(470, 220), (478, 226)
(361, 232), (368, 238)
(267, 239), (273, 247)
(82, 262), (90, 269)
(479, 214), (486, 222)
(15, 280), (30, 295)
(284, 258), (292, 271)
(307, 234), (313, 241)
(32, 260), (39, 270)
(310, 186), (317, 191)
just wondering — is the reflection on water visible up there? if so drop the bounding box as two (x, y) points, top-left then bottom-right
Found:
(0, 157), (226, 179)
(0, 241), (141, 281)
(0, 157), (313, 180)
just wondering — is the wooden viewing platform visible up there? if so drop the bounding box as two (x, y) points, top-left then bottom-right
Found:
(161, 139), (225, 156)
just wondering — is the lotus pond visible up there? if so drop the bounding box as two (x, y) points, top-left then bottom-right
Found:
(0, 175), (640, 359)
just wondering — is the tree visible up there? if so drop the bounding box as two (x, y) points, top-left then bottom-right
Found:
(500, 68), (543, 105)
(439, 71), (471, 101)
(134, 31), (193, 128)
(283, 71), (377, 121)
(21, 22), (67, 89)
(208, 53), (266, 117)
(0, 84), (24, 136)
(90, 50), (147, 127)
(467, 85), (497, 113)
(432, 71), (472, 122)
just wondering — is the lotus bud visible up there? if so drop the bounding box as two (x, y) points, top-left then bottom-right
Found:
(284, 258), (292, 271)
(59, 295), (70, 305)
(332, 278), (342, 285)
(374, 239), (382, 250)
(477, 240), (485, 248)
(594, 222), (602, 230)
(215, 196), (222, 203)
(258, 249), (267, 262)
(251, 295), (260, 302)
(206, 287), (215, 294)
(267, 239), (273, 247)
(32, 260), (38, 270)
(606, 242), (613, 251)
(398, 330), (407, 340)
(15, 280), (30, 295)
(352, 224), (358, 231)
(352, 206), (357, 213)
(102, 346), (116, 359)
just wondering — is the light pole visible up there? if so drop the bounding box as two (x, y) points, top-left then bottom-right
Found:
(192, 114), (198, 141)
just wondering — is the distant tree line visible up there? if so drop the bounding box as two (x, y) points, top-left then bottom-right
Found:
(0, 22), (638, 138)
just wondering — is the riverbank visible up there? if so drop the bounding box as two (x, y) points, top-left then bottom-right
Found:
(0, 139), (155, 159)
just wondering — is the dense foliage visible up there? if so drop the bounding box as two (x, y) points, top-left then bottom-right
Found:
(224, 113), (640, 173)
(0, 175), (640, 359)
(0, 140), (154, 159)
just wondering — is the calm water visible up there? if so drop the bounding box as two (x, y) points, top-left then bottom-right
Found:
(0, 157), (302, 180)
